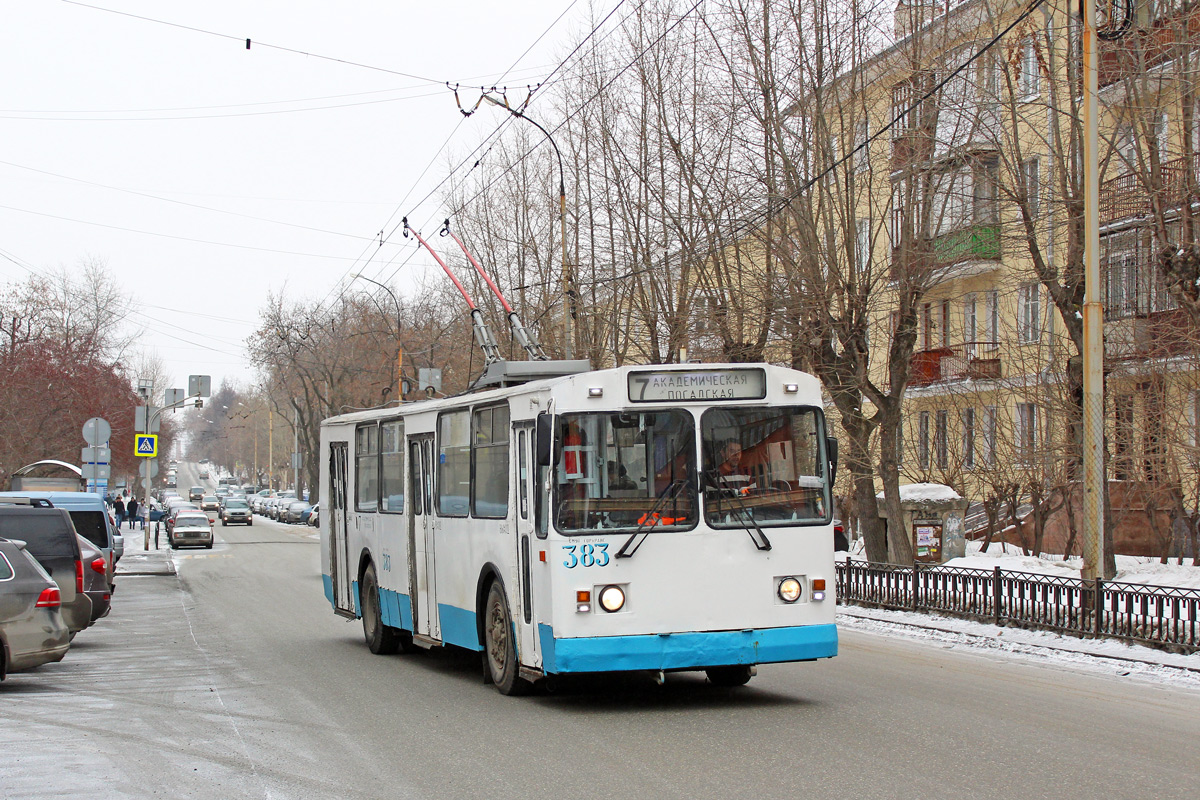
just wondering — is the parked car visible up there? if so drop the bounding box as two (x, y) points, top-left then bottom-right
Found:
(0, 537), (70, 680)
(76, 535), (111, 623)
(220, 499), (252, 526)
(169, 512), (213, 549)
(307, 502), (319, 528)
(283, 501), (311, 524)
(0, 491), (117, 590)
(0, 506), (92, 637)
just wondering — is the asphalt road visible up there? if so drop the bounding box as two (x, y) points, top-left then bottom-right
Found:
(3, 472), (1199, 799)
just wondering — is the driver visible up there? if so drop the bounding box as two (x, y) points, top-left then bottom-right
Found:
(712, 439), (755, 494)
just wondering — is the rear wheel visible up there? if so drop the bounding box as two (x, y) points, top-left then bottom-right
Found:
(706, 665), (753, 687)
(483, 582), (530, 696)
(360, 563), (399, 655)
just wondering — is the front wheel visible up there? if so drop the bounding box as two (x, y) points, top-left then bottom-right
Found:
(360, 563), (400, 655)
(483, 582), (531, 696)
(706, 665), (753, 687)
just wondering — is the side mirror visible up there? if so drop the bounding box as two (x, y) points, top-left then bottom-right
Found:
(827, 437), (839, 486)
(536, 413), (553, 467)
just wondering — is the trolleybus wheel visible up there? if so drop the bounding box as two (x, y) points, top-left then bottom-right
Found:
(706, 665), (754, 687)
(361, 563), (400, 655)
(484, 582), (530, 696)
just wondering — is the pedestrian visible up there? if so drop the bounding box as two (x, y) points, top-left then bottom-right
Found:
(113, 495), (126, 528)
(126, 496), (139, 529)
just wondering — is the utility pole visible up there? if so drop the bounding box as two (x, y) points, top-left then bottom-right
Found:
(1081, 0), (1106, 581)
(268, 407), (274, 491)
(293, 403), (299, 493)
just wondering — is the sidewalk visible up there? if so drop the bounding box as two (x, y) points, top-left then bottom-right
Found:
(115, 538), (175, 576)
(838, 603), (1200, 687)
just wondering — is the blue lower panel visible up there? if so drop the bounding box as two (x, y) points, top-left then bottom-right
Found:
(323, 574), (335, 608)
(538, 623), (838, 674)
(379, 589), (414, 631)
(438, 604), (481, 651)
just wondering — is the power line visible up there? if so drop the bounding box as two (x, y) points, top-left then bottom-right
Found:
(62, 1), (446, 84)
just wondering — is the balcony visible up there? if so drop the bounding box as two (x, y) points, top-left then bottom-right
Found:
(1099, 7), (1200, 89)
(910, 342), (1003, 387)
(1100, 153), (1200, 225)
(1106, 307), (1197, 361)
(892, 224), (1001, 282)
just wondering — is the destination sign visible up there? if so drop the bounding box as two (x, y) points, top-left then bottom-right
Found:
(628, 369), (766, 403)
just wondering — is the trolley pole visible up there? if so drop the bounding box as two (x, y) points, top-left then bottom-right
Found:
(1081, 0), (1106, 581)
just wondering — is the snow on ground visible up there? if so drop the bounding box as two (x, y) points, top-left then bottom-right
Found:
(842, 537), (1200, 590)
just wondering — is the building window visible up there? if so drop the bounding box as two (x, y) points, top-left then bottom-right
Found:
(1016, 402), (1039, 461)
(940, 300), (951, 347)
(856, 218), (871, 273)
(1022, 158), (1040, 217)
(935, 410), (949, 469)
(983, 406), (997, 466)
(1020, 38), (1040, 98)
(919, 411), (931, 469)
(963, 294), (978, 355)
(1155, 113), (1170, 161)
(854, 120), (869, 173)
(1113, 394), (1134, 480)
(986, 290), (999, 348)
(1018, 282), (1041, 343)
(962, 408), (976, 469)
(1105, 245), (1138, 319)
(973, 161), (999, 225)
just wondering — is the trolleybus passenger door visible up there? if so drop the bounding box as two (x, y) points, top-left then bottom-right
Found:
(329, 442), (354, 617)
(513, 423), (541, 667)
(409, 435), (439, 640)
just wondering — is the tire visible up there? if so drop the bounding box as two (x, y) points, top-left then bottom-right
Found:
(483, 582), (531, 695)
(205, 543), (213, 549)
(221, 519), (227, 527)
(248, 520), (253, 526)
(360, 563), (400, 655)
(706, 665), (754, 687)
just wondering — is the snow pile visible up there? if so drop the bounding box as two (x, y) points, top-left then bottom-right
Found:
(876, 482), (962, 502)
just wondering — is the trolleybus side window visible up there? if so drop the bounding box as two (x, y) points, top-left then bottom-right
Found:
(701, 407), (830, 527)
(517, 430), (529, 520)
(380, 420), (404, 513)
(355, 423), (379, 512)
(471, 404), (510, 519)
(409, 441), (424, 515)
(438, 410), (471, 517)
(555, 410), (696, 533)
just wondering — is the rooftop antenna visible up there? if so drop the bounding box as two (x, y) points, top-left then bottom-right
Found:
(403, 218), (502, 366)
(441, 219), (548, 361)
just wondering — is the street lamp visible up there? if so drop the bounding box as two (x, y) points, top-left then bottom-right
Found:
(351, 272), (404, 403)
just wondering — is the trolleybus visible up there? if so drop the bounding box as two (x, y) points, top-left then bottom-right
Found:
(319, 362), (838, 694)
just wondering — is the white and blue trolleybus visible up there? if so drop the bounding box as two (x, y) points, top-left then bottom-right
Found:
(319, 362), (838, 694)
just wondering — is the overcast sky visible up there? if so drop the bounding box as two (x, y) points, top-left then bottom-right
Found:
(2, 0), (597, 393)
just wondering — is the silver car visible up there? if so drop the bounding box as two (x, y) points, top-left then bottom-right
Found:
(0, 538), (70, 679)
(169, 512), (213, 549)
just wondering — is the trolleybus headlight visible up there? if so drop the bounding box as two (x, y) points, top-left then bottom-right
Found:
(778, 577), (802, 603)
(598, 584), (626, 613)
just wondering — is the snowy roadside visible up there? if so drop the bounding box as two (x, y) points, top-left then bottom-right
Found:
(838, 604), (1200, 691)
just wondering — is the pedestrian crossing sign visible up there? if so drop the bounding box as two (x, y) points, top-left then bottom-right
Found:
(135, 434), (158, 458)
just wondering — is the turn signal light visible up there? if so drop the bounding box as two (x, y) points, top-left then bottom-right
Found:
(36, 587), (61, 608)
(576, 589), (591, 613)
(812, 578), (827, 602)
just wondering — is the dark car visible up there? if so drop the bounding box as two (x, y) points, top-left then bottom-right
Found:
(283, 501), (312, 524)
(219, 499), (252, 526)
(0, 507), (91, 637)
(188, 486), (204, 502)
(76, 535), (111, 623)
(0, 538), (70, 679)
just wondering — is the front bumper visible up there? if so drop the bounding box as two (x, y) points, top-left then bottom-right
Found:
(537, 622), (838, 674)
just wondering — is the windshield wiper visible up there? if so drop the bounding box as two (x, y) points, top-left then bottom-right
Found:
(708, 485), (772, 551)
(615, 479), (692, 559)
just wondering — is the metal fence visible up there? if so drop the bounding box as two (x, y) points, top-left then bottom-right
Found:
(835, 559), (1200, 654)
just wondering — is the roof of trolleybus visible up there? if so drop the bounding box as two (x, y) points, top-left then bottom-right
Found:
(322, 363), (824, 426)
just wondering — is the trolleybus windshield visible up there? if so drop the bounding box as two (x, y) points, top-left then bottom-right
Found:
(701, 407), (830, 527)
(554, 410), (696, 533)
